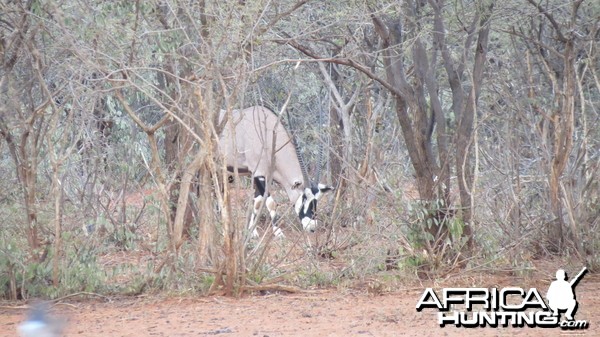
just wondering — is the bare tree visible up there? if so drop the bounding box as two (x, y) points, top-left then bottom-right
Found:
(516, 0), (595, 252)
(282, 0), (493, 257)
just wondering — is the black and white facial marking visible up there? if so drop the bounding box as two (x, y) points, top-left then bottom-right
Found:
(294, 184), (334, 232)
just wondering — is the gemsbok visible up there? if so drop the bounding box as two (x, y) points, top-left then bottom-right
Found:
(219, 106), (334, 237)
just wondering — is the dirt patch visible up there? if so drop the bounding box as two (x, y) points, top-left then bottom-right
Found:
(2, 275), (599, 337)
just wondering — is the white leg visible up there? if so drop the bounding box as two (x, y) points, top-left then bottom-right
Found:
(265, 196), (284, 238)
(272, 226), (284, 238)
(265, 195), (277, 219)
(248, 195), (264, 238)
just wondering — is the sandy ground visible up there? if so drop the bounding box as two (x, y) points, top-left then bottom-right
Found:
(2, 276), (599, 337)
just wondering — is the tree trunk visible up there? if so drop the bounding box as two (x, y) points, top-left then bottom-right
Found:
(455, 7), (492, 250)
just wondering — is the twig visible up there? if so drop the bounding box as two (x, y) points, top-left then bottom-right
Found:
(0, 305), (29, 310)
(0, 292), (111, 310)
(50, 292), (112, 303)
(241, 284), (324, 294)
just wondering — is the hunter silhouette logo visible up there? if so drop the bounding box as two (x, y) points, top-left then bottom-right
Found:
(546, 267), (587, 321)
(416, 267), (589, 329)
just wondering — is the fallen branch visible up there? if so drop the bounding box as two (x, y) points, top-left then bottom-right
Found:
(50, 292), (112, 303)
(241, 284), (324, 294)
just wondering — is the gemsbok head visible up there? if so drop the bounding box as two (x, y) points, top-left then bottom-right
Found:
(219, 106), (334, 237)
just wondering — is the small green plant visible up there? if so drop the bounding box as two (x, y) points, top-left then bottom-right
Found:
(0, 233), (27, 299)
(109, 223), (140, 251)
(61, 244), (106, 294)
(293, 264), (341, 288)
(404, 198), (466, 271)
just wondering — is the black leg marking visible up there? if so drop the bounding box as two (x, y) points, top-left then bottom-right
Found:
(253, 176), (267, 198)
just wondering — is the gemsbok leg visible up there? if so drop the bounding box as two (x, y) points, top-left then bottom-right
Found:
(249, 176), (283, 238)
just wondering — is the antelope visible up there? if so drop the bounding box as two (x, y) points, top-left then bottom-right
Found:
(219, 106), (334, 237)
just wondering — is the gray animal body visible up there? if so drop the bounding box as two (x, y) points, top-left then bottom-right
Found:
(218, 106), (333, 236)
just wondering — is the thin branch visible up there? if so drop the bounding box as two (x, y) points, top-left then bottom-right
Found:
(526, 0), (566, 42)
(278, 38), (403, 98)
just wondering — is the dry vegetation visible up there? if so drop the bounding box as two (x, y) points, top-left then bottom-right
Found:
(0, 0), (598, 307)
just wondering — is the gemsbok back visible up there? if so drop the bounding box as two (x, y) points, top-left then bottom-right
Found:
(219, 106), (334, 237)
